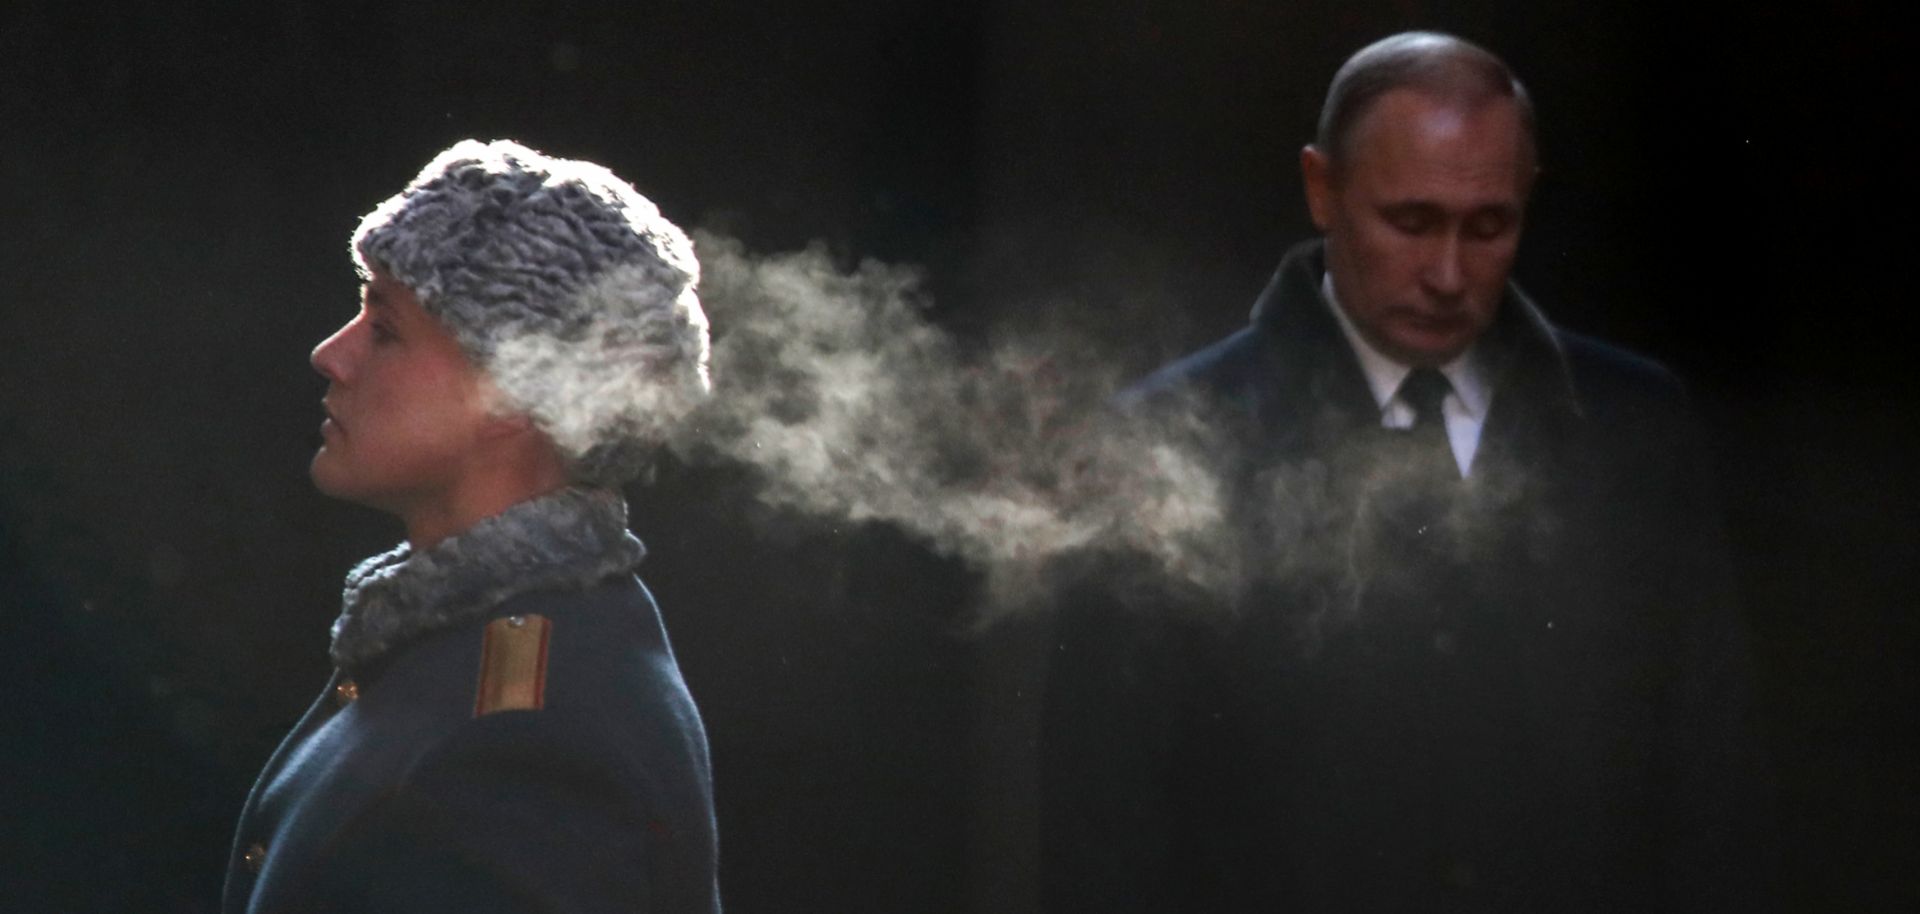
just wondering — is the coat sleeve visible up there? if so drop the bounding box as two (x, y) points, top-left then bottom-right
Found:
(300, 709), (682, 914)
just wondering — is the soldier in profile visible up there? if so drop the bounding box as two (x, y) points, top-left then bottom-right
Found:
(222, 139), (721, 913)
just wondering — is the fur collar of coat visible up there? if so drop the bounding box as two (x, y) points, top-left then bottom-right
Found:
(328, 486), (645, 672)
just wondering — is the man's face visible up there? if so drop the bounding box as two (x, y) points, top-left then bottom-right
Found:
(309, 271), (498, 516)
(1302, 89), (1533, 366)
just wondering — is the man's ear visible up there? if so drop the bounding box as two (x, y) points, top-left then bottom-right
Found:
(1519, 160), (1541, 205)
(1301, 144), (1335, 232)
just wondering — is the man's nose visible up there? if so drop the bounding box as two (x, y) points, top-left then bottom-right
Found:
(1423, 233), (1467, 301)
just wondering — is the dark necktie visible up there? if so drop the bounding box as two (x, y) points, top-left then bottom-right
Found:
(1397, 367), (1458, 483)
(1369, 367), (1465, 618)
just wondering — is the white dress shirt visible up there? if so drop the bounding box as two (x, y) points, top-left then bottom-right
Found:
(1321, 274), (1495, 477)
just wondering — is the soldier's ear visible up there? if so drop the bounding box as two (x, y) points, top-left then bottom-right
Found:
(479, 410), (539, 442)
(473, 378), (538, 442)
(1301, 144), (1335, 231)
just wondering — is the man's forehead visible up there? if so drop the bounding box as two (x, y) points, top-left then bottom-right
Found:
(1343, 91), (1531, 195)
(1358, 90), (1522, 144)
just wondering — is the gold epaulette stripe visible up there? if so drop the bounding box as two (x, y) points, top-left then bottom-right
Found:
(474, 614), (551, 717)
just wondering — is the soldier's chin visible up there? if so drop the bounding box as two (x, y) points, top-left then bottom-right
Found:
(309, 448), (356, 499)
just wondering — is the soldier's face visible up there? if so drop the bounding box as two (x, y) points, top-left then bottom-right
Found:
(1303, 89), (1533, 367)
(308, 271), (497, 517)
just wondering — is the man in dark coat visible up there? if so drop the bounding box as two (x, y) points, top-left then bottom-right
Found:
(1041, 33), (1771, 912)
(222, 140), (721, 913)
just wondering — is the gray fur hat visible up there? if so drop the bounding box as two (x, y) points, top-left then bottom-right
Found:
(352, 138), (710, 486)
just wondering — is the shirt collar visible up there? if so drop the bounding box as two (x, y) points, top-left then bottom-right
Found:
(1321, 272), (1493, 420)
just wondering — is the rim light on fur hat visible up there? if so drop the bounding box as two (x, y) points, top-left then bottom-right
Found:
(352, 139), (711, 486)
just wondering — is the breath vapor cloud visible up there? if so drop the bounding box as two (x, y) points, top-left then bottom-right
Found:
(681, 232), (1242, 616)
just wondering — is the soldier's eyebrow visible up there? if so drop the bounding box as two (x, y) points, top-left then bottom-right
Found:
(363, 284), (393, 313)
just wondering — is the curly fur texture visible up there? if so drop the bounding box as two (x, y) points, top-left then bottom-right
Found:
(329, 487), (646, 672)
(352, 139), (710, 485)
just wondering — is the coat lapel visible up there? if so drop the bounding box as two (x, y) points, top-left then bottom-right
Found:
(1243, 243), (1379, 463)
(1244, 240), (1587, 478)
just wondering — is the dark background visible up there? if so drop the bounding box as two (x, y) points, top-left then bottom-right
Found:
(2, 1), (1911, 911)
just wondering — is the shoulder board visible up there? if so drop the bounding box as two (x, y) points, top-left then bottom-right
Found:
(474, 614), (552, 717)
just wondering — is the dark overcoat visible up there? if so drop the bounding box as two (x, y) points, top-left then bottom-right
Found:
(221, 573), (719, 914)
(1042, 241), (1772, 913)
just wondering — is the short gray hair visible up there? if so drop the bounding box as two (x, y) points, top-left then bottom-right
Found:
(352, 139), (711, 486)
(1316, 31), (1535, 172)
